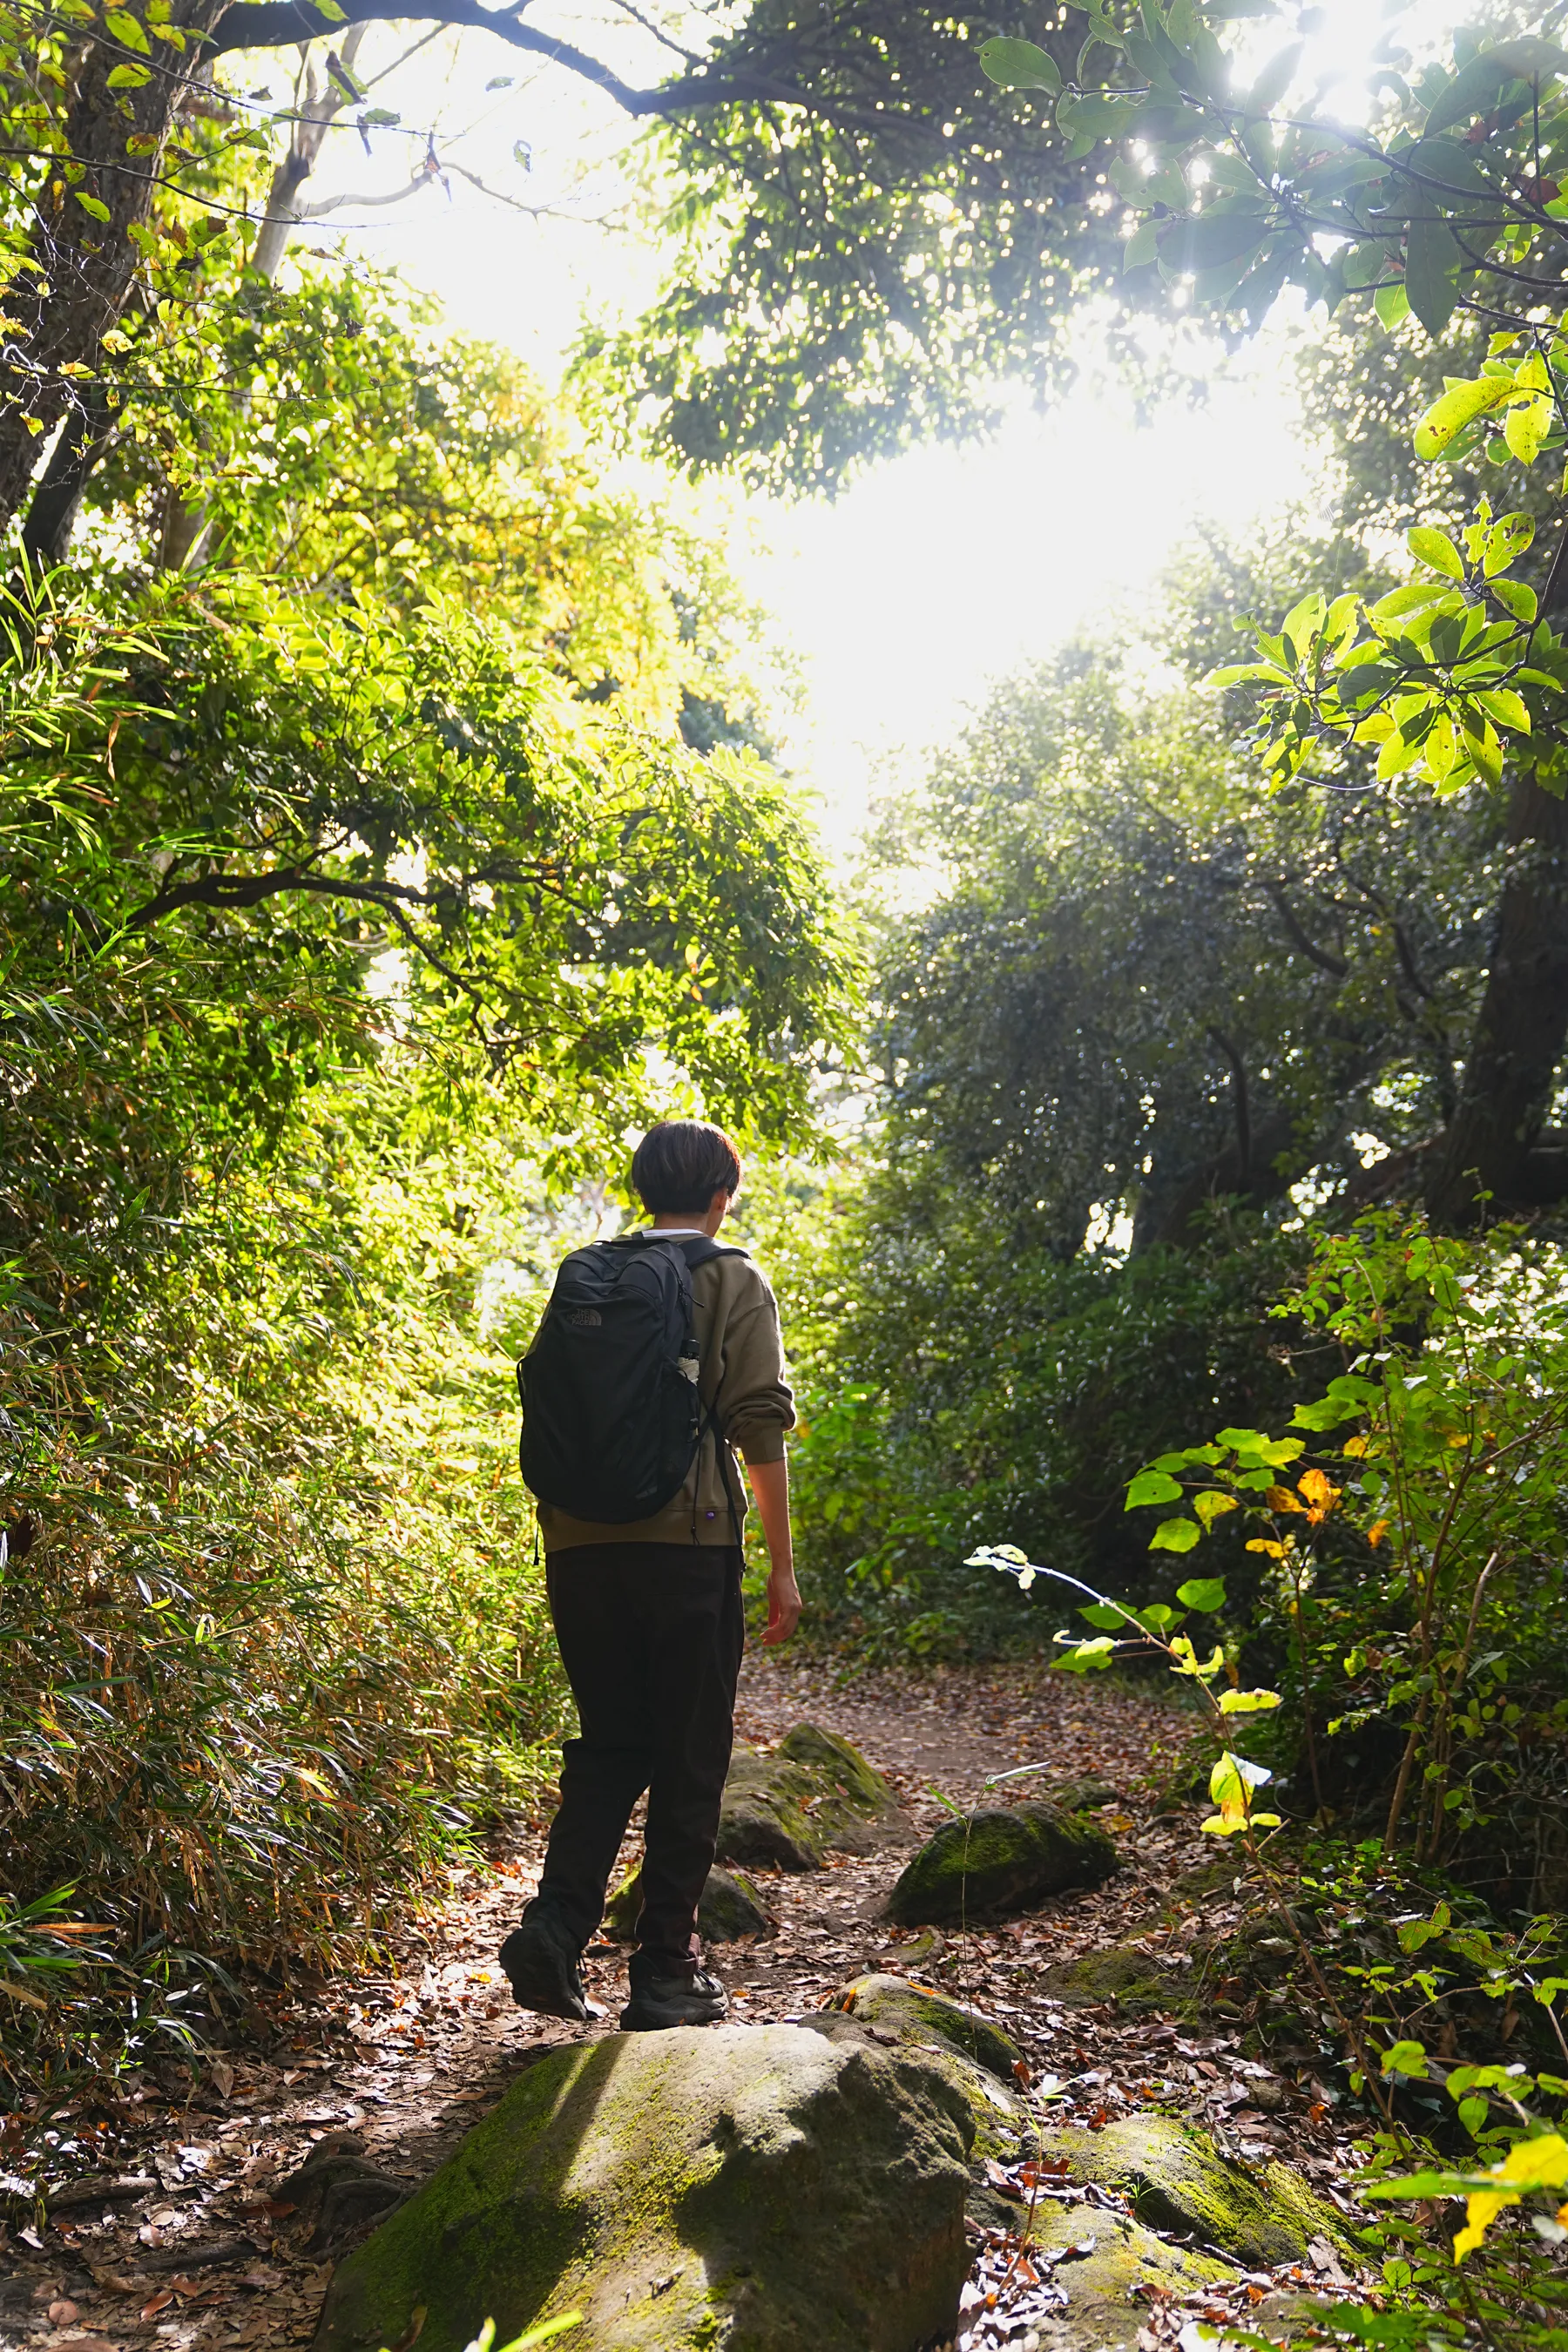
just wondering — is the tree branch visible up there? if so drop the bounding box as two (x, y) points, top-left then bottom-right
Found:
(1264, 879), (1349, 978)
(206, 0), (890, 130)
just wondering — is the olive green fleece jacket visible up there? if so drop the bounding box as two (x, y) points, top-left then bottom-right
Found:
(531, 1231), (795, 1551)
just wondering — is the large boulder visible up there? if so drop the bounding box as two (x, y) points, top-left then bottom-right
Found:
(310, 2023), (976, 2352)
(603, 1864), (776, 1946)
(716, 1723), (906, 1872)
(884, 1801), (1117, 1926)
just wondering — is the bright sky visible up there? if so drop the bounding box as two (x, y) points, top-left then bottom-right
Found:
(240, 0), (1408, 848)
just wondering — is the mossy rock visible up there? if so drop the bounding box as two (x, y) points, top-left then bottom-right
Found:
(310, 2023), (975, 2352)
(1018, 2197), (1233, 2350)
(604, 1865), (776, 1946)
(1052, 1774), (1119, 1812)
(1034, 2114), (1361, 2270)
(775, 1724), (908, 1854)
(716, 1749), (825, 1871)
(1036, 1943), (1186, 2013)
(884, 1802), (1118, 1926)
(717, 1725), (907, 1872)
(828, 1971), (1022, 2085)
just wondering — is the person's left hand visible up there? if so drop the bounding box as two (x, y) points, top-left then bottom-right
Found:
(762, 1564), (802, 1646)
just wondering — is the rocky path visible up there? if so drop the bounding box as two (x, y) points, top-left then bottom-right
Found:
(1, 1657), (1363, 2352)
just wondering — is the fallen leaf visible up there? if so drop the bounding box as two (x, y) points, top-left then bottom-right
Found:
(141, 2291), (174, 2320)
(387, 2305), (427, 2352)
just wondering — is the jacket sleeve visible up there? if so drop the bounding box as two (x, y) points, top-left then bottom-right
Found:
(713, 1268), (795, 1463)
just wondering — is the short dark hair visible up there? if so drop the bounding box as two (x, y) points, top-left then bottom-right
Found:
(631, 1119), (742, 1214)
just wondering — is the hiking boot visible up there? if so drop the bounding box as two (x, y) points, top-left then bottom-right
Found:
(498, 1909), (592, 2023)
(620, 1967), (729, 2032)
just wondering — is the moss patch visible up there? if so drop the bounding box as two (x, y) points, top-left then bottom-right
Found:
(717, 1725), (908, 1873)
(1034, 2115), (1361, 2269)
(1025, 2198), (1233, 2350)
(885, 1803), (1118, 1927)
(311, 2024), (976, 2352)
(775, 1724), (908, 1854)
(828, 1972), (1023, 2084)
(1035, 1944), (1187, 2014)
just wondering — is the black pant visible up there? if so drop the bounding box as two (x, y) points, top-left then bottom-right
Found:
(532, 1543), (743, 1979)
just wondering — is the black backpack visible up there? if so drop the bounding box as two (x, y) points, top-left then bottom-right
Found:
(517, 1233), (744, 1526)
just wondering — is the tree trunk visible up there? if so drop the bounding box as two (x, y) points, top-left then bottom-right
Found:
(18, 389), (117, 571)
(0, 1), (224, 534)
(1424, 777), (1568, 1227)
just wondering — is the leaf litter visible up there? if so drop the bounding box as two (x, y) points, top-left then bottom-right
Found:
(1, 1654), (1372, 2352)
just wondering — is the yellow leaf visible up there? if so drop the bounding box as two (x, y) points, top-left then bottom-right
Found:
(1266, 1484), (1307, 1513)
(1454, 2132), (1568, 2260)
(1456, 2190), (1511, 2261)
(1367, 1518), (1390, 1547)
(1342, 1436), (1369, 1457)
(1247, 1538), (1287, 1558)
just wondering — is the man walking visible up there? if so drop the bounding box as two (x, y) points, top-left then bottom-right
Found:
(500, 1119), (801, 2032)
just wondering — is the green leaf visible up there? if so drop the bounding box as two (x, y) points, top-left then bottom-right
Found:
(1412, 375), (1515, 460)
(1375, 281), (1410, 331)
(1424, 37), (1568, 137)
(1381, 2039), (1430, 2078)
(1161, 209), (1268, 274)
(1126, 1469), (1184, 1510)
(1123, 219), (1159, 274)
(1244, 39), (1301, 114)
(1193, 1490), (1240, 1530)
(1504, 397), (1553, 464)
(1407, 525), (1464, 580)
(104, 59), (150, 84)
(1078, 1603), (1131, 1629)
(73, 192), (112, 220)
(1219, 1686), (1283, 1712)
(1404, 214), (1462, 341)
(1492, 578), (1538, 621)
(978, 37), (1063, 91)
(1149, 1517), (1200, 1553)
(1482, 511), (1535, 576)
(1176, 1576), (1227, 1611)
(104, 6), (150, 47)
(1477, 687), (1530, 732)
(1138, 1602), (1181, 1632)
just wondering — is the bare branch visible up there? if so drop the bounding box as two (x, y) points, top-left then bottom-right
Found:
(1264, 879), (1349, 979)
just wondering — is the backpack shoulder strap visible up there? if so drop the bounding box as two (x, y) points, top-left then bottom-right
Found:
(672, 1236), (747, 1272)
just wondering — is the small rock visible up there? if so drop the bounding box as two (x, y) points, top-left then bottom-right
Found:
(604, 1863), (776, 1945)
(46, 2301), (79, 2327)
(885, 1803), (1117, 1926)
(277, 2139), (408, 2255)
(1035, 1944), (1184, 2012)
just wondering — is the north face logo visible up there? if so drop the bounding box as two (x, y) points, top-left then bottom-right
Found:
(567, 1308), (603, 1327)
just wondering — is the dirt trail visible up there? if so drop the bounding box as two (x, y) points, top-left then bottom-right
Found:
(1, 1657), (1353, 2352)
